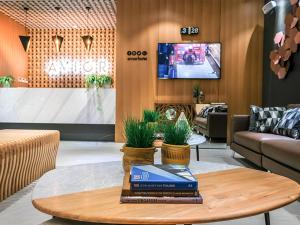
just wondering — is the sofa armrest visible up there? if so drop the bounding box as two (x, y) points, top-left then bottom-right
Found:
(207, 112), (228, 138)
(231, 115), (250, 143)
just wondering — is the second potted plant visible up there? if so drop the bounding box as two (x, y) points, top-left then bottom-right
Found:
(121, 118), (156, 172)
(0, 76), (14, 88)
(99, 74), (113, 88)
(193, 84), (205, 104)
(161, 122), (191, 166)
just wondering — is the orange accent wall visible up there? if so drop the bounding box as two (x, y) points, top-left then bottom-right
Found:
(0, 12), (28, 87)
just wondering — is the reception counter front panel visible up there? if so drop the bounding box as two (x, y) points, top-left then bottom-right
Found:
(0, 88), (115, 141)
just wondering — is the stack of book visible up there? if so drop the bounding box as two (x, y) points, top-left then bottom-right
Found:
(120, 164), (203, 204)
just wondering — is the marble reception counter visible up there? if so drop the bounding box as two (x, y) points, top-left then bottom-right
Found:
(0, 88), (115, 124)
(0, 88), (116, 141)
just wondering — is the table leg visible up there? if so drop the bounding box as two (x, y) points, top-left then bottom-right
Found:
(265, 212), (270, 225)
(196, 145), (199, 161)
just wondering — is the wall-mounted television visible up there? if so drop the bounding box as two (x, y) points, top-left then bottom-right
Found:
(158, 43), (221, 79)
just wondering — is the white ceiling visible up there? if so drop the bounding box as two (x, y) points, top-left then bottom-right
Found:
(0, 0), (117, 29)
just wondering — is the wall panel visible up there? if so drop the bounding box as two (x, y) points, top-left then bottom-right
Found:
(116, 0), (264, 142)
(28, 28), (115, 88)
(0, 12), (28, 87)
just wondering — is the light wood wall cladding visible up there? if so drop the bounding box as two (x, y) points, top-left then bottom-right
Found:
(0, 12), (28, 87)
(0, 130), (59, 202)
(28, 28), (115, 88)
(116, 0), (264, 142)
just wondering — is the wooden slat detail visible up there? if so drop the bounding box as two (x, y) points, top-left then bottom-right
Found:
(0, 130), (60, 202)
(28, 28), (115, 88)
(115, 0), (264, 142)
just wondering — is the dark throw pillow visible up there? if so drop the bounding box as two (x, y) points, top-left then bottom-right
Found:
(200, 105), (228, 118)
(273, 108), (300, 139)
(249, 105), (286, 133)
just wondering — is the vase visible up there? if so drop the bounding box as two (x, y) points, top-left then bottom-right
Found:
(161, 143), (190, 166)
(103, 84), (111, 88)
(121, 145), (156, 172)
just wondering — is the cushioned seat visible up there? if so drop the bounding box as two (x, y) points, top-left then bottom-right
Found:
(234, 131), (291, 153)
(262, 140), (300, 171)
(194, 117), (207, 128)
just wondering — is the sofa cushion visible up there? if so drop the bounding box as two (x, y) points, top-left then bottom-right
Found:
(234, 131), (291, 153)
(262, 140), (300, 171)
(249, 105), (286, 133)
(194, 117), (207, 128)
(273, 108), (300, 139)
(199, 105), (228, 118)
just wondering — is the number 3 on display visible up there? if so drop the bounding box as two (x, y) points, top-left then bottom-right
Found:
(181, 26), (199, 35)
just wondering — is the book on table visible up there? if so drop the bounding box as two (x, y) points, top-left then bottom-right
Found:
(120, 164), (203, 204)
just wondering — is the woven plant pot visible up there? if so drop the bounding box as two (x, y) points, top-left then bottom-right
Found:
(161, 143), (190, 166)
(121, 146), (156, 172)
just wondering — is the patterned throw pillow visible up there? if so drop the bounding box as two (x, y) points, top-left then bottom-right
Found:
(199, 105), (228, 118)
(249, 105), (286, 133)
(273, 108), (300, 139)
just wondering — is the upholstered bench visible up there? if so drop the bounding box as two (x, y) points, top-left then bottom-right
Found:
(0, 129), (60, 201)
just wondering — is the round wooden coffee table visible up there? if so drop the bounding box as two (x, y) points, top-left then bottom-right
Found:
(32, 167), (300, 225)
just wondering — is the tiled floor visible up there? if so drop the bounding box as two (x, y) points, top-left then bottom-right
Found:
(0, 141), (299, 225)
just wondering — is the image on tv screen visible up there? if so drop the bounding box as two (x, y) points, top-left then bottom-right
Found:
(158, 43), (221, 79)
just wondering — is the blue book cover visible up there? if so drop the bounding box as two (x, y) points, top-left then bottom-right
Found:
(130, 164), (198, 191)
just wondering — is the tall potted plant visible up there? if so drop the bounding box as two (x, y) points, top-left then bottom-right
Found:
(161, 122), (191, 165)
(121, 118), (156, 172)
(0, 76), (14, 88)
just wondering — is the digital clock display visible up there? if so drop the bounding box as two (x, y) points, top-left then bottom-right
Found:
(180, 27), (199, 35)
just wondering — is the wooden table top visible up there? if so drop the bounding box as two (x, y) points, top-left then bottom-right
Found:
(32, 168), (300, 224)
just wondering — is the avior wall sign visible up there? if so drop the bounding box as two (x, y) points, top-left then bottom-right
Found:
(45, 57), (111, 76)
(127, 50), (148, 61)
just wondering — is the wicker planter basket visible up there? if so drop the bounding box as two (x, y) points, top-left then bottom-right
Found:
(121, 146), (156, 172)
(161, 143), (190, 166)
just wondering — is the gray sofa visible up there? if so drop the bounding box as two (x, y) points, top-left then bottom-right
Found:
(230, 105), (300, 183)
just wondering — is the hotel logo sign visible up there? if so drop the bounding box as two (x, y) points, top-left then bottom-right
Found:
(127, 50), (148, 61)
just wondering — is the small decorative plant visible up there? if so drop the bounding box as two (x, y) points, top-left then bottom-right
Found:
(85, 74), (100, 88)
(143, 109), (160, 123)
(121, 118), (156, 172)
(99, 74), (113, 88)
(0, 76), (14, 88)
(125, 118), (155, 148)
(161, 122), (191, 165)
(163, 122), (190, 146)
(193, 84), (204, 104)
(85, 74), (113, 89)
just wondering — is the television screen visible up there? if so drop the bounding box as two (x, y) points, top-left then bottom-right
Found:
(158, 43), (221, 79)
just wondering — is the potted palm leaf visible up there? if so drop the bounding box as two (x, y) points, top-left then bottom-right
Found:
(0, 76), (14, 88)
(161, 122), (191, 166)
(121, 118), (156, 172)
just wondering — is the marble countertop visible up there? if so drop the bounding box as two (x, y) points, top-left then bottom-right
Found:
(0, 88), (115, 124)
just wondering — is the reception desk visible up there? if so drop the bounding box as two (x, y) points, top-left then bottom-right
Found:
(0, 88), (116, 141)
